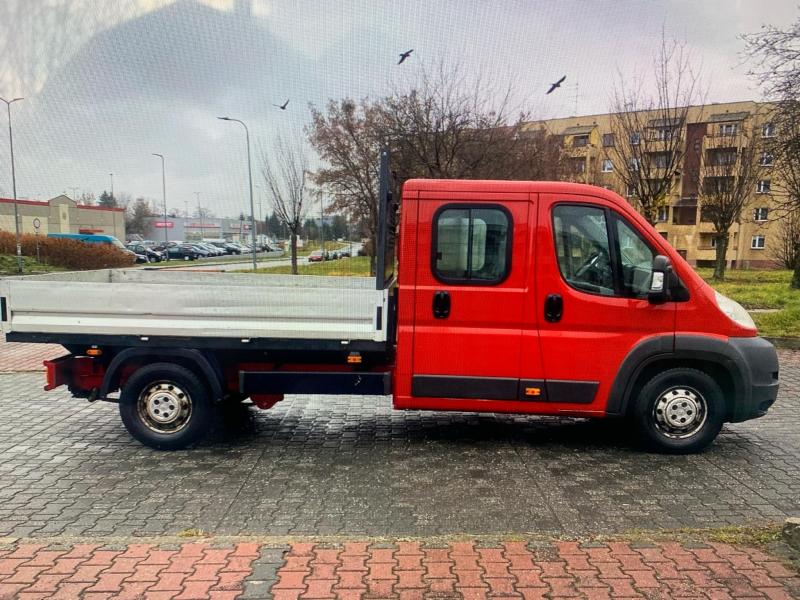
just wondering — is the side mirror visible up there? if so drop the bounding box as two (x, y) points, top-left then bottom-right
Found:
(648, 255), (671, 304)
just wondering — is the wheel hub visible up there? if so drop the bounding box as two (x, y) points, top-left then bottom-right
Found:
(654, 387), (707, 439)
(138, 382), (191, 432)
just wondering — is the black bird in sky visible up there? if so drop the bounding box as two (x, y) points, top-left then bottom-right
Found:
(273, 99), (290, 110)
(398, 49), (414, 65)
(546, 75), (567, 94)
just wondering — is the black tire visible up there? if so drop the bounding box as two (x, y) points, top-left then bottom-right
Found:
(633, 368), (725, 454)
(119, 363), (214, 450)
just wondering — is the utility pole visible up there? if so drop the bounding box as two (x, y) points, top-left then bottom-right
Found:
(68, 186), (79, 199)
(2, 96), (24, 274)
(319, 194), (324, 256)
(152, 154), (168, 256)
(109, 173), (114, 200)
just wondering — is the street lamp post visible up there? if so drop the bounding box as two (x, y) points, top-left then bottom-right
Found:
(195, 192), (204, 239)
(152, 153), (168, 257)
(217, 116), (257, 269)
(109, 173), (114, 199)
(2, 96), (24, 274)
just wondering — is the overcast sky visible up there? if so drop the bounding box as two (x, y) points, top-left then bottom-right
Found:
(0, 0), (796, 219)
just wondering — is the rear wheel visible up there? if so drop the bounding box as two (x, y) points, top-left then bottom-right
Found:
(633, 368), (725, 454)
(119, 363), (214, 450)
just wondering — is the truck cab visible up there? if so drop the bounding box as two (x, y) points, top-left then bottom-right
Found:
(392, 179), (779, 453)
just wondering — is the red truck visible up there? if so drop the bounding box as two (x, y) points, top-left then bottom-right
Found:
(0, 152), (779, 454)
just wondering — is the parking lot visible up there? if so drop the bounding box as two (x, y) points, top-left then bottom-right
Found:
(0, 347), (798, 541)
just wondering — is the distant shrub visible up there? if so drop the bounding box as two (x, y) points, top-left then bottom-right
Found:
(0, 232), (135, 270)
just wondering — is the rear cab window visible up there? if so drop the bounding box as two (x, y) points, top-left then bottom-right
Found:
(432, 205), (512, 284)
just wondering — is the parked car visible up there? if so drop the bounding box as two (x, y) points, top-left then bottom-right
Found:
(188, 244), (212, 258)
(307, 250), (324, 262)
(197, 243), (223, 257)
(163, 244), (198, 260)
(127, 243), (163, 263)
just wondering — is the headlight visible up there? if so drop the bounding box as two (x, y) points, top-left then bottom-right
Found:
(714, 291), (756, 329)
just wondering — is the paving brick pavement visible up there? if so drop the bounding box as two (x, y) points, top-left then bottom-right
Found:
(0, 335), (63, 373)
(1, 351), (798, 539)
(0, 539), (797, 599)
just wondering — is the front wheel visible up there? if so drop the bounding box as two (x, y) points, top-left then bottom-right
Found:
(633, 368), (725, 454)
(119, 363), (214, 450)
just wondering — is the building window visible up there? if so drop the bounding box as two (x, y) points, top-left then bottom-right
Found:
(657, 206), (668, 222)
(433, 206), (511, 284)
(571, 158), (586, 173)
(572, 135), (589, 147)
(751, 235), (766, 250)
(630, 132), (641, 145)
(628, 158), (640, 171)
(762, 122), (775, 138)
(626, 184), (637, 197)
(653, 153), (670, 169)
(652, 127), (675, 141)
(601, 159), (614, 172)
(602, 133), (615, 147)
(718, 123), (738, 136)
(710, 150), (737, 166)
(756, 179), (771, 194)
(753, 207), (769, 222)
(760, 152), (774, 166)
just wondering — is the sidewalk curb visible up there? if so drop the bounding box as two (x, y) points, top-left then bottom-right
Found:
(782, 518), (800, 551)
(766, 337), (800, 349)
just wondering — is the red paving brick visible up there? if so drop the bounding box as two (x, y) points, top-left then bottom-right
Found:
(0, 538), (796, 598)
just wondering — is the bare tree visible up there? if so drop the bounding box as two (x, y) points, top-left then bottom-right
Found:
(770, 208), (800, 270)
(606, 33), (703, 224)
(308, 61), (563, 273)
(308, 99), (385, 274)
(744, 17), (800, 287)
(695, 129), (764, 280)
(260, 134), (309, 274)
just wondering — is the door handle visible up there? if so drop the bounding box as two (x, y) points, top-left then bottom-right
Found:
(544, 293), (563, 323)
(433, 290), (451, 319)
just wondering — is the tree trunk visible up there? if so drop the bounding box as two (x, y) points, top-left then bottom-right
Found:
(793, 241), (800, 290)
(290, 232), (298, 275)
(713, 233), (729, 281)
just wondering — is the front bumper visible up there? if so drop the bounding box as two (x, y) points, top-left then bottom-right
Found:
(728, 336), (780, 422)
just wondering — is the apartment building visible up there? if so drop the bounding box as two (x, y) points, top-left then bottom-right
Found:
(526, 100), (782, 268)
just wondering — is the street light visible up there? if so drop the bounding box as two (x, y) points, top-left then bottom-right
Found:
(1, 96), (24, 274)
(217, 116), (257, 269)
(195, 192), (204, 239)
(152, 153), (168, 256)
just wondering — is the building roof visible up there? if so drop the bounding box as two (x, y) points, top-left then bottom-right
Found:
(708, 111), (750, 123)
(562, 125), (595, 135)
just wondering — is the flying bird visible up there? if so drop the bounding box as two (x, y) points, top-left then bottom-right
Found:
(397, 49), (414, 65)
(273, 99), (290, 110)
(546, 75), (566, 94)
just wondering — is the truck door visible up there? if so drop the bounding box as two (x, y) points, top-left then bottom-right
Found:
(535, 193), (676, 411)
(409, 194), (539, 410)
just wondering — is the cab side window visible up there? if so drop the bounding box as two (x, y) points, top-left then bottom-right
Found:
(433, 206), (511, 283)
(552, 204), (656, 298)
(552, 205), (614, 295)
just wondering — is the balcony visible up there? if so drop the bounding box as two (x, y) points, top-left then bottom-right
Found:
(703, 133), (749, 149)
(565, 144), (596, 159)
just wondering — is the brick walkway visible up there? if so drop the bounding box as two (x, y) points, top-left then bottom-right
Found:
(0, 539), (797, 599)
(0, 335), (63, 373)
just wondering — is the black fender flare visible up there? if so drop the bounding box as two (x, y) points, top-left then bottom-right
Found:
(99, 348), (224, 401)
(605, 334), (748, 418)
